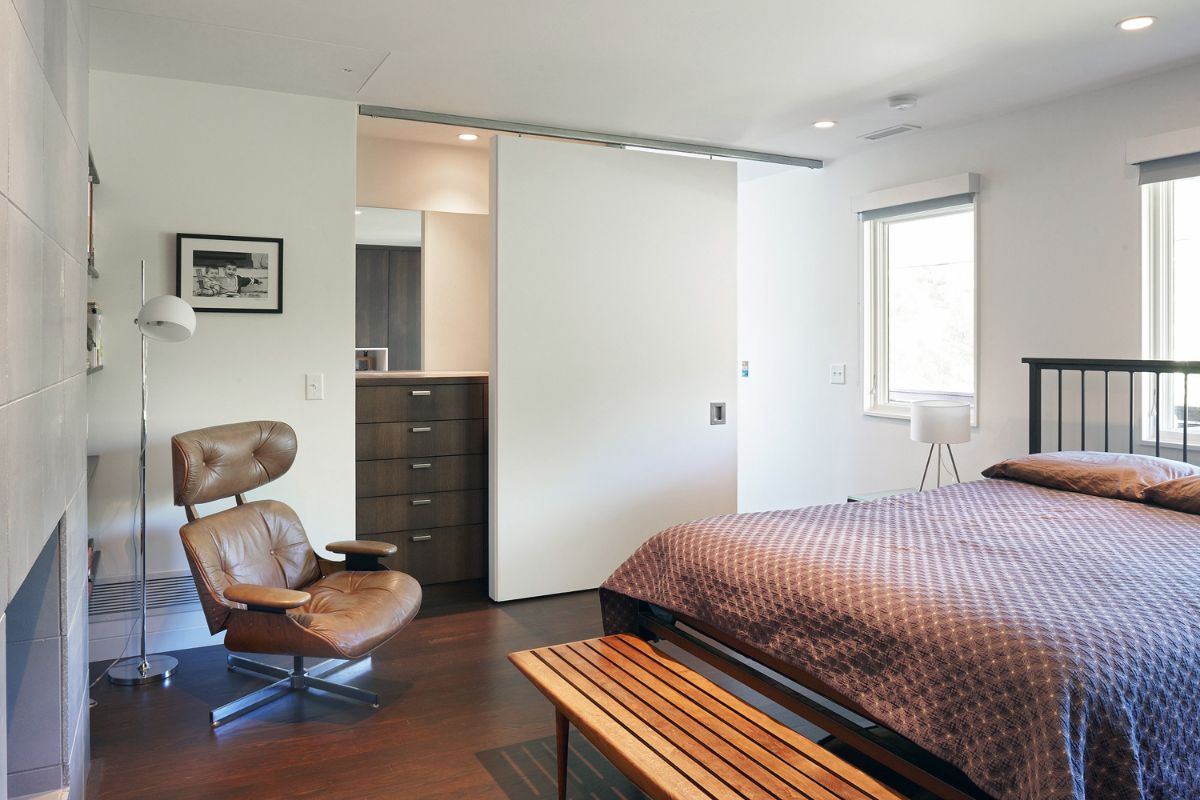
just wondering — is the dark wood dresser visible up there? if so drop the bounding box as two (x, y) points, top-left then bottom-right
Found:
(355, 371), (488, 585)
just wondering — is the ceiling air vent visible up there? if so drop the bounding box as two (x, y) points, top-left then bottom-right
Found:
(860, 124), (922, 141)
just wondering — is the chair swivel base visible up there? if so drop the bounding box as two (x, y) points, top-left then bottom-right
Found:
(212, 654), (378, 727)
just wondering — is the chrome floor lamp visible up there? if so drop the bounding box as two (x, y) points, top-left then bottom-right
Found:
(109, 261), (196, 686)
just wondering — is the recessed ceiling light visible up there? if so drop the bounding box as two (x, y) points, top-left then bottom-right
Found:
(1117, 15), (1155, 30)
(354, 210), (362, 215)
(813, 120), (837, 129)
(458, 133), (479, 141)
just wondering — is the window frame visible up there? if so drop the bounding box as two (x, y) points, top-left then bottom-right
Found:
(1140, 178), (1196, 445)
(862, 199), (979, 422)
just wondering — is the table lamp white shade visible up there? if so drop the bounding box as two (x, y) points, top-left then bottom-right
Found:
(136, 295), (196, 342)
(910, 400), (970, 444)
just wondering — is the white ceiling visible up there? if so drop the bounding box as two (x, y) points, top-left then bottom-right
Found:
(90, 1), (1200, 161)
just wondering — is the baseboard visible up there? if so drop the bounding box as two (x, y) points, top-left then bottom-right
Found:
(88, 607), (222, 661)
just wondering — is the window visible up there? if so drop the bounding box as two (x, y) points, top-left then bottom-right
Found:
(863, 200), (976, 418)
(1142, 174), (1200, 439)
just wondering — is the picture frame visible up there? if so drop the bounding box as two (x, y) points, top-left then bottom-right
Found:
(176, 233), (284, 313)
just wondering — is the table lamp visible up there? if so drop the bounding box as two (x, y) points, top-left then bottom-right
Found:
(911, 400), (970, 491)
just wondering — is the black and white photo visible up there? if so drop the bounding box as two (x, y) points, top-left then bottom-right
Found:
(176, 234), (283, 313)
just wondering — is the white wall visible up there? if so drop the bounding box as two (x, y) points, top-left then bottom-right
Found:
(87, 71), (357, 655)
(423, 211), (490, 371)
(737, 60), (1200, 513)
(492, 136), (737, 601)
(358, 135), (489, 215)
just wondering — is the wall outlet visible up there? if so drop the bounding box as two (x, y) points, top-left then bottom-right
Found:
(305, 373), (325, 400)
(830, 364), (846, 385)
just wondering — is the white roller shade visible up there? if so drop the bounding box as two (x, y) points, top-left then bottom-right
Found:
(855, 173), (979, 220)
(1137, 152), (1200, 185)
(1128, 126), (1200, 185)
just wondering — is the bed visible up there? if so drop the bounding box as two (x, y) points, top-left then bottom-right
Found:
(600, 357), (1200, 800)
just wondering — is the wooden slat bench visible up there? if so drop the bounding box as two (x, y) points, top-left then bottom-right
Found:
(509, 634), (908, 800)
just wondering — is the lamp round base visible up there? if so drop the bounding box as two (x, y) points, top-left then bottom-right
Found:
(108, 655), (178, 686)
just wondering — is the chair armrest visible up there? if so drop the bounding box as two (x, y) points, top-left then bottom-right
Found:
(326, 540), (397, 557)
(224, 583), (310, 613)
(326, 540), (395, 572)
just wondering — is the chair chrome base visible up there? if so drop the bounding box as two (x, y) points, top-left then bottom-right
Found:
(212, 654), (378, 727)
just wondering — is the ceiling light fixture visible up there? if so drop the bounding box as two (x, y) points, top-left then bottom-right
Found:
(458, 133), (479, 141)
(355, 210), (363, 215)
(1117, 15), (1155, 30)
(813, 120), (837, 129)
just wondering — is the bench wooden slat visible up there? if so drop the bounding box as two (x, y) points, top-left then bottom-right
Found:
(516, 647), (727, 799)
(510, 634), (908, 800)
(554, 642), (804, 799)
(601, 636), (893, 800)
(587, 638), (865, 800)
(610, 635), (905, 800)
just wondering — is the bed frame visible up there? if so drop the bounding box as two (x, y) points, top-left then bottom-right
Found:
(634, 357), (1200, 800)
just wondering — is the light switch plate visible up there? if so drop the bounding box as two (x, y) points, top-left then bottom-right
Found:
(305, 373), (325, 400)
(830, 364), (846, 385)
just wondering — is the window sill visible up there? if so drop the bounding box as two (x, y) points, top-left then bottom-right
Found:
(865, 402), (979, 426)
(864, 404), (913, 421)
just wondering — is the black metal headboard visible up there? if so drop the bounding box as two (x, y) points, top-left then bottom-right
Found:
(1024, 357), (1200, 460)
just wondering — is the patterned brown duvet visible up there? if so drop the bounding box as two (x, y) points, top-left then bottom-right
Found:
(599, 479), (1200, 800)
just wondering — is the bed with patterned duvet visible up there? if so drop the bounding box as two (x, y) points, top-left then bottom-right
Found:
(600, 456), (1200, 800)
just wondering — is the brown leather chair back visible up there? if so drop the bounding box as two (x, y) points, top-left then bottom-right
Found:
(172, 420), (298, 507)
(171, 421), (318, 634)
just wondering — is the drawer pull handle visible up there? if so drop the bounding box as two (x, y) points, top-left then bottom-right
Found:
(410, 390), (432, 396)
(411, 426), (432, 433)
(410, 535), (432, 542)
(411, 498), (432, 506)
(411, 463), (433, 470)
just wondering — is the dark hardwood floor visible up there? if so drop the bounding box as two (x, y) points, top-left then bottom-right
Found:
(86, 585), (829, 800)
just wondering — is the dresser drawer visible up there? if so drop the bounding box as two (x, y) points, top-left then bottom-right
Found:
(357, 383), (486, 423)
(362, 526), (485, 585)
(356, 455), (487, 498)
(357, 489), (486, 534)
(356, 419), (487, 460)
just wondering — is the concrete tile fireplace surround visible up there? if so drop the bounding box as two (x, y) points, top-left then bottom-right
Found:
(1, 0), (93, 798)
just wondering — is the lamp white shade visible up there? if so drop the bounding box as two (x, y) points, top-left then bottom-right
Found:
(136, 295), (196, 342)
(910, 400), (970, 444)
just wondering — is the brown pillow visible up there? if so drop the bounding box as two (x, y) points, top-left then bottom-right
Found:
(982, 451), (1200, 502)
(1143, 476), (1200, 514)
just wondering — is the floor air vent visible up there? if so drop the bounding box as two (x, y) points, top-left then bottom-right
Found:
(860, 124), (922, 141)
(88, 573), (199, 617)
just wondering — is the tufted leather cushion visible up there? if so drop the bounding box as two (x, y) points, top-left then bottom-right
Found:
(180, 499), (321, 634)
(172, 420), (297, 506)
(224, 570), (422, 659)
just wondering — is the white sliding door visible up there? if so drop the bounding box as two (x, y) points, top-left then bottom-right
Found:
(491, 136), (737, 601)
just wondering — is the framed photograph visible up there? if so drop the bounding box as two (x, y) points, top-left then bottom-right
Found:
(176, 234), (283, 313)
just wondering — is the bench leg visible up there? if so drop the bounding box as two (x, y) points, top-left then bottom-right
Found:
(556, 709), (569, 800)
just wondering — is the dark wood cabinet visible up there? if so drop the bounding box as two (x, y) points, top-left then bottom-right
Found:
(355, 246), (422, 370)
(356, 372), (488, 585)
